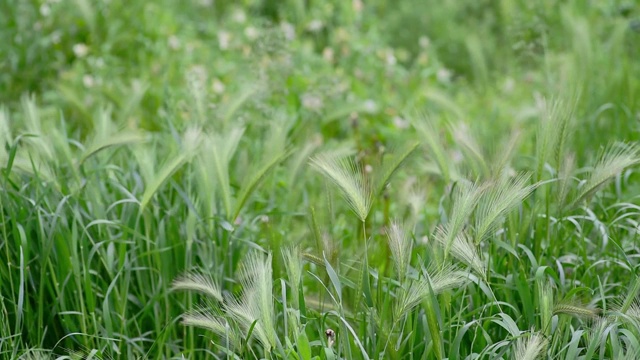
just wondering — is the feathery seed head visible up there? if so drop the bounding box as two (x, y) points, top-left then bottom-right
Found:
(395, 264), (468, 318)
(386, 221), (412, 281)
(514, 331), (547, 360)
(171, 272), (222, 302)
(310, 153), (372, 222)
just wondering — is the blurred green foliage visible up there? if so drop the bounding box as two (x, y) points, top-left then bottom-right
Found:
(2, 0), (640, 358)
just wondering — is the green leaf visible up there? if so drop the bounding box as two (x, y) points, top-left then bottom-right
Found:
(297, 332), (312, 360)
(423, 277), (444, 360)
(139, 152), (190, 212)
(374, 141), (420, 194)
(310, 154), (372, 222)
(411, 113), (452, 183)
(232, 149), (290, 221)
(568, 142), (640, 209)
(79, 131), (147, 166)
(324, 253), (342, 303)
(324, 348), (336, 360)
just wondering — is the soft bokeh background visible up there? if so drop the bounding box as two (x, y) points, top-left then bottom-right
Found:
(4, 0), (639, 146)
(2, 0), (640, 358)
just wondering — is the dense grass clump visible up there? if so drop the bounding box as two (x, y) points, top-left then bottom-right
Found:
(2, 0), (640, 359)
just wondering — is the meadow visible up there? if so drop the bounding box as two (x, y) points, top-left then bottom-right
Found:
(2, 0), (640, 359)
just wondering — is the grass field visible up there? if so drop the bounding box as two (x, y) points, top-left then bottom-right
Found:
(2, 0), (640, 359)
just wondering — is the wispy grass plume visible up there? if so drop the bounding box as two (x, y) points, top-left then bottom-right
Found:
(490, 129), (521, 178)
(227, 252), (277, 352)
(173, 253), (277, 353)
(78, 107), (148, 166)
(619, 299), (640, 329)
(513, 331), (547, 360)
(282, 246), (302, 305)
(208, 127), (245, 218)
(282, 247), (301, 288)
(394, 265), (468, 317)
(171, 272), (222, 303)
(233, 118), (291, 220)
(440, 181), (485, 256)
(585, 317), (610, 358)
(569, 142), (640, 209)
(428, 264), (470, 294)
(139, 127), (202, 212)
(474, 175), (536, 243)
(620, 276), (640, 314)
(310, 154), (372, 222)
(553, 301), (599, 319)
(385, 221), (412, 282)
(435, 229), (485, 278)
(556, 153), (576, 209)
(535, 96), (576, 180)
(374, 142), (420, 195)
(411, 113), (453, 183)
(181, 310), (241, 349)
(537, 279), (554, 336)
(221, 83), (262, 125)
(553, 303), (599, 319)
(450, 122), (489, 179)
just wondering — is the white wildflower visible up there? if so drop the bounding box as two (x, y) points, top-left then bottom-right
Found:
(307, 20), (324, 32)
(168, 35), (180, 50)
(419, 36), (431, 48)
(386, 51), (397, 66)
(352, 0), (363, 12)
(281, 22), (295, 41)
(363, 99), (377, 113)
(322, 47), (334, 62)
(218, 31), (231, 50)
(232, 9), (247, 23)
(211, 78), (225, 94)
(183, 127), (203, 154)
(73, 43), (89, 58)
(301, 93), (323, 111)
(436, 68), (452, 83)
(393, 116), (409, 129)
(82, 75), (95, 88)
(280, 22), (296, 41)
(40, 4), (51, 17)
(51, 31), (61, 44)
(503, 77), (515, 93)
(244, 26), (259, 40)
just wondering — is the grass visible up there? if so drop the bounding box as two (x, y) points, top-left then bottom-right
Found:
(2, 0), (640, 359)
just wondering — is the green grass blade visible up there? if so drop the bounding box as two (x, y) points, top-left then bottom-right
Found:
(78, 132), (147, 166)
(232, 149), (290, 221)
(310, 154), (371, 222)
(139, 152), (190, 212)
(374, 141), (419, 195)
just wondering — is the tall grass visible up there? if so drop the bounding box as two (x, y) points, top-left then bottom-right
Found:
(2, 0), (640, 359)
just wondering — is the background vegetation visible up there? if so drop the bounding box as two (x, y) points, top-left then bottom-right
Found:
(2, 0), (640, 358)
